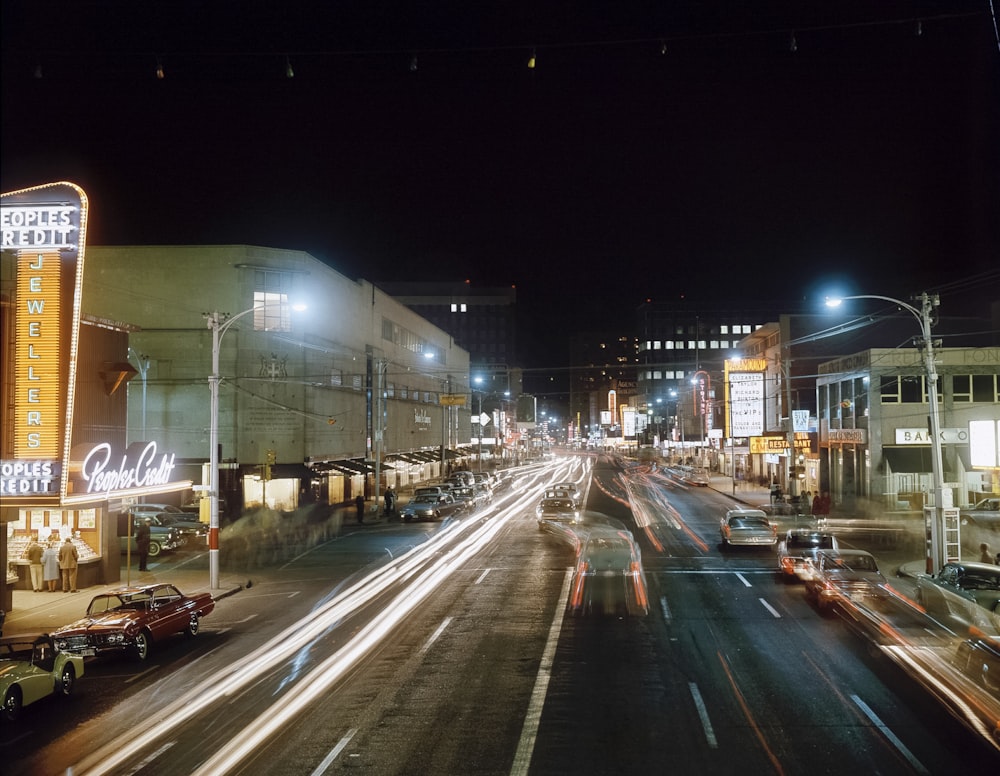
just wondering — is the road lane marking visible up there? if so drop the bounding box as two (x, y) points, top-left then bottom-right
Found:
(125, 666), (161, 684)
(475, 568), (492, 584)
(509, 567), (574, 776)
(688, 683), (718, 748)
(850, 695), (929, 775)
(735, 572), (752, 587)
(660, 596), (672, 623)
(758, 598), (781, 618)
(418, 616), (453, 655)
(309, 728), (357, 776)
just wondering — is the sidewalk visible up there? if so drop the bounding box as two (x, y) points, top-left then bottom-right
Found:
(1, 499), (390, 640)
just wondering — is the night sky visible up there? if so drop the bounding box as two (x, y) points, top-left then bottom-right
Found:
(3, 1), (999, 369)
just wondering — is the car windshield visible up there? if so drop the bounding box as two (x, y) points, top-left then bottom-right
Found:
(412, 495), (439, 504)
(829, 555), (878, 573)
(788, 534), (834, 549)
(731, 518), (769, 529)
(87, 594), (127, 614)
(958, 572), (1000, 590)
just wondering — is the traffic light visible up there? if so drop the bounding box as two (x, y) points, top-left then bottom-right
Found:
(264, 449), (276, 480)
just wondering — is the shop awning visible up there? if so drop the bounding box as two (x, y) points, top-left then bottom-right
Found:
(880, 447), (932, 474)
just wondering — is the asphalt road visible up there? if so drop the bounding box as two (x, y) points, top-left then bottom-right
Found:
(4, 454), (998, 774)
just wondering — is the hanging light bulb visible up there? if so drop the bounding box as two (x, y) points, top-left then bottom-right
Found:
(33, 64), (43, 79)
(527, 48), (536, 69)
(915, 19), (923, 37)
(409, 54), (418, 72)
(789, 31), (798, 53)
(155, 57), (165, 79)
(285, 56), (294, 79)
(660, 40), (667, 56)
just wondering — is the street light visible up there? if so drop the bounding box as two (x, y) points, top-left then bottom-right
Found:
(204, 301), (305, 589)
(825, 292), (946, 573)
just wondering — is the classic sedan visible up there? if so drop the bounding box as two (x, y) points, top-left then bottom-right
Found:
(719, 508), (777, 548)
(401, 493), (464, 522)
(567, 528), (649, 617)
(959, 497), (1000, 531)
(804, 549), (887, 614)
(52, 583), (215, 661)
(1, 633), (85, 722)
(536, 497), (581, 528)
(915, 561), (1000, 632)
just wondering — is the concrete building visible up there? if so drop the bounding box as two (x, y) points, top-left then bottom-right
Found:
(816, 347), (1000, 513)
(84, 245), (473, 513)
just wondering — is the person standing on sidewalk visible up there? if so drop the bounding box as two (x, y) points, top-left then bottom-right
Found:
(24, 536), (44, 592)
(59, 536), (79, 592)
(355, 494), (365, 524)
(42, 541), (60, 592)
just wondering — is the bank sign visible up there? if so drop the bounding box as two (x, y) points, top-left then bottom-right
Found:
(1, 182), (89, 503)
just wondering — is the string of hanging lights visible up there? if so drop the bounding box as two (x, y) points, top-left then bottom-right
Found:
(20, 9), (993, 82)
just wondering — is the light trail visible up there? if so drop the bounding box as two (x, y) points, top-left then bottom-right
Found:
(72, 460), (585, 775)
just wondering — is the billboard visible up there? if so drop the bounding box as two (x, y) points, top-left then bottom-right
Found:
(725, 359), (765, 438)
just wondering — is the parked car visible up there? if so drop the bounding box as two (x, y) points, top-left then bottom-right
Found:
(1, 633), (85, 722)
(567, 528), (648, 617)
(776, 528), (839, 582)
(536, 497), (581, 528)
(915, 561), (1000, 632)
(129, 502), (208, 546)
(413, 484), (453, 499)
(118, 514), (182, 558)
(804, 549), (887, 615)
(52, 583), (215, 661)
(959, 497), (1000, 530)
(719, 508), (777, 548)
(401, 493), (464, 522)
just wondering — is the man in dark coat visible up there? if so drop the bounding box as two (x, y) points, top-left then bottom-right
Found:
(136, 517), (152, 571)
(355, 494), (365, 524)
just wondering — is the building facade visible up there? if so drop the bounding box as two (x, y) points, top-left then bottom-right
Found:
(816, 347), (1000, 513)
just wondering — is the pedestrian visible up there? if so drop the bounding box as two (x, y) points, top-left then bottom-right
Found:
(812, 491), (831, 517)
(355, 494), (365, 524)
(23, 535), (44, 592)
(384, 487), (395, 517)
(136, 517), (152, 571)
(58, 536), (79, 592)
(42, 541), (60, 592)
(979, 543), (993, 564)
(803, 491), (813, 513)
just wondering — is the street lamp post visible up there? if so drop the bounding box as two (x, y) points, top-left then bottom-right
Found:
(204, 302), (303, 589)
(127, 348), (149, 441)
(826, 292), (946, 573)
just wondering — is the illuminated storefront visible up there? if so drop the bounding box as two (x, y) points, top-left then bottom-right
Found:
(1, 183), (191, 611)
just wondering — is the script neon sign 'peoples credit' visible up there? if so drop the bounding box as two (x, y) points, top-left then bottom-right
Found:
(79, 441), (177, 498)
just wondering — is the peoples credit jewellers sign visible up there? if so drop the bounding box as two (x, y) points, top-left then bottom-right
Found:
(2, 181), (89, 502)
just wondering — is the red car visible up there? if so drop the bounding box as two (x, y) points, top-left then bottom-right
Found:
(52, 583), (215, 661)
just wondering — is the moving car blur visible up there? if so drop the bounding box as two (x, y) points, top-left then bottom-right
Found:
(804, 549), (887, 615)
(776, 527), (839, 582)
(567, 527), (649, 618)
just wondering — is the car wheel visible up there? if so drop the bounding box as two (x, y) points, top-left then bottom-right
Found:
(2, 687), (22, 722)
(185, 615), (200, 637)
(133, 630), (152, 661)
(59, 663), (76, 696)
(148, 541), (162, 558)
